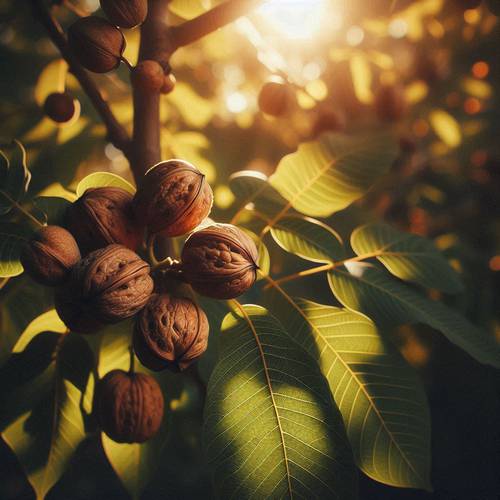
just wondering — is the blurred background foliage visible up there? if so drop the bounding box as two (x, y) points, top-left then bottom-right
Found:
(0, 0), (499, 498)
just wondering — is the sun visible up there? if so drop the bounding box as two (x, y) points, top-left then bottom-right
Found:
(256, 0), (331, 40)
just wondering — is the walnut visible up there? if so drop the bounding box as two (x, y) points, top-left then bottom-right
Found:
(65, 187), (142, 255)
(132, 60), (164, 92)
(55, 244), (153, 333)
(97, 369), (164, 443)
(21, 225), (81, 286)
(133, 160), (213, 237)
(68, 17), (126, 74)
(100, 0), (148, 29)
(181, 224), (259, 299)
(43, 93), (79, 124)
(133, 294), (209, 372)
(374, 84), (407, 122)
(258, 81), (295, 117)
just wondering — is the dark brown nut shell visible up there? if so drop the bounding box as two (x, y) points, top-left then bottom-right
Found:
(55, 244), (153, 332)
(43, 93), (78, 123)
(100, 0), (148, 29)
(133, 294), (209, 372)
(68, 16), (126, 74)
(374, 84), (407, 122)
(258, 81), (294, 117)
(65, 187), (142, 255)
(181, 224), (259, 299)
(133, 160), (213, 237)
(97, 370), (164, 443)
(21, 225), (81, 286)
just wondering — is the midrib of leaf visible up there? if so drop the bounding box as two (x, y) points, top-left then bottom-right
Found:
(267, 134), (381, 232)
(232, 301), (293, 498)
(264, 277), (426, 486)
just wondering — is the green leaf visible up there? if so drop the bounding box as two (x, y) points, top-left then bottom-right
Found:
(328, 263), (500, 368)
(0, 222), (29, 277)
(204, 305), (358, 499)
(13, 309), (66, 354)
(267, 292), (431, 490)
(167, 83), (215, 129)
(33, 196), (72, 226)
(229, 170), (288, 217)
(269, 132), (398, 217)
(351, 223), (463, 293)
(3, 333), (94, 499)
(0, 140), (31, 216)
(76, 172), (135, 198)
(271, 215), (345, 263)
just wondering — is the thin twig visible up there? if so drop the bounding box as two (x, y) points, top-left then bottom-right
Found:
(169, 0), (264, 50)
(30, 0), (131, 156)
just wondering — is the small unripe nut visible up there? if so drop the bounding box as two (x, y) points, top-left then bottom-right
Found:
(65, 187), (142, 255)
(100, 0), (148, 29)
(131, 60), (164, 92)
(97, 370), (164, 443)
(21, 225), (81, 286)
(258, 81), (294, 117)
(55, 244), (153, 333)
(44, 93), (79, 123)
(374, 84), (407, 122)
(68, 16), (126, 74)
(133, 294), (209, 372)
(181, 224), (259, 299)
(133, 160), (213, 237)
(160, 73), (176, 94)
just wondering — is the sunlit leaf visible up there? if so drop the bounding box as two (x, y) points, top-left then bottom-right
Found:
(0, 223), (29, 278)
(37, 183), (77, 202)
(3, 334), (93, 499)
(169, 0), (212, 19)
(204, 305), (358, 499)
(351, 223), (464, 293)
(167, 83), (215, 128)
(269, 132), (398, 218)
(34, 60), (67, 105)
(429, 110), (461, 148)
(76, 172), (135, 197)
(270, 215), (345, 263)
(267, 292), (432, 490)
(0, 140), (31, 216)
(328, 263), (500, 368)
(13, 309), (66, 354)
(350, 54), (373, 104)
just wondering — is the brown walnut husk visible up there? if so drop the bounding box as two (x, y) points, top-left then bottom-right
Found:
(133, 294), (209, 372)
(55, 244), (153, 333)
(65, 187), (142, 255)
(100, 0), (148, 29)
(133, 160), (213, 237)
(68, 16), (125, 73)
(21, 225), (81, 286)
(44, 93), (78, 123)
(374, 84), (406, 122)
(181, 224), (259, 299)
(97, 369), (164, 443)
(258, 81), (294, 117)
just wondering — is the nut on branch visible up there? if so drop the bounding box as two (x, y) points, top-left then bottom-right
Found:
(181, 224), (259, 299)
(97, 369), (164, 443)
(65, 187), (142, 255)
(100, 0), (148, 29)
(258, 81), (295, 117)
(21, 225), (81, 286)
(55, 244), (153, 333)
(133, 294), (209, 372)
(133, 160), (213, 237)
(131, 60), (165, 92)
(44, 92), (79, 123)
(68, 16), (126, 74)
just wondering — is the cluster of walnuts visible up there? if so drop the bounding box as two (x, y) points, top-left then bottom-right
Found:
(44, 0), (175, 124)
(21, 159), (259, 443)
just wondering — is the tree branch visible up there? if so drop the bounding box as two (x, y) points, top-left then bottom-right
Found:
(30, 0), (131, 156)
(169, 0), (264, 50)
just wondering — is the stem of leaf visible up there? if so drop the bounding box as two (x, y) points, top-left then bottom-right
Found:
(263, 251), (383, 288)
(0, 190), (44, 228)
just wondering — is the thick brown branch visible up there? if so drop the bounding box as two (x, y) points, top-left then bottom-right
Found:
(169, 0), (264, 50)
(30, 0), (131, 156)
